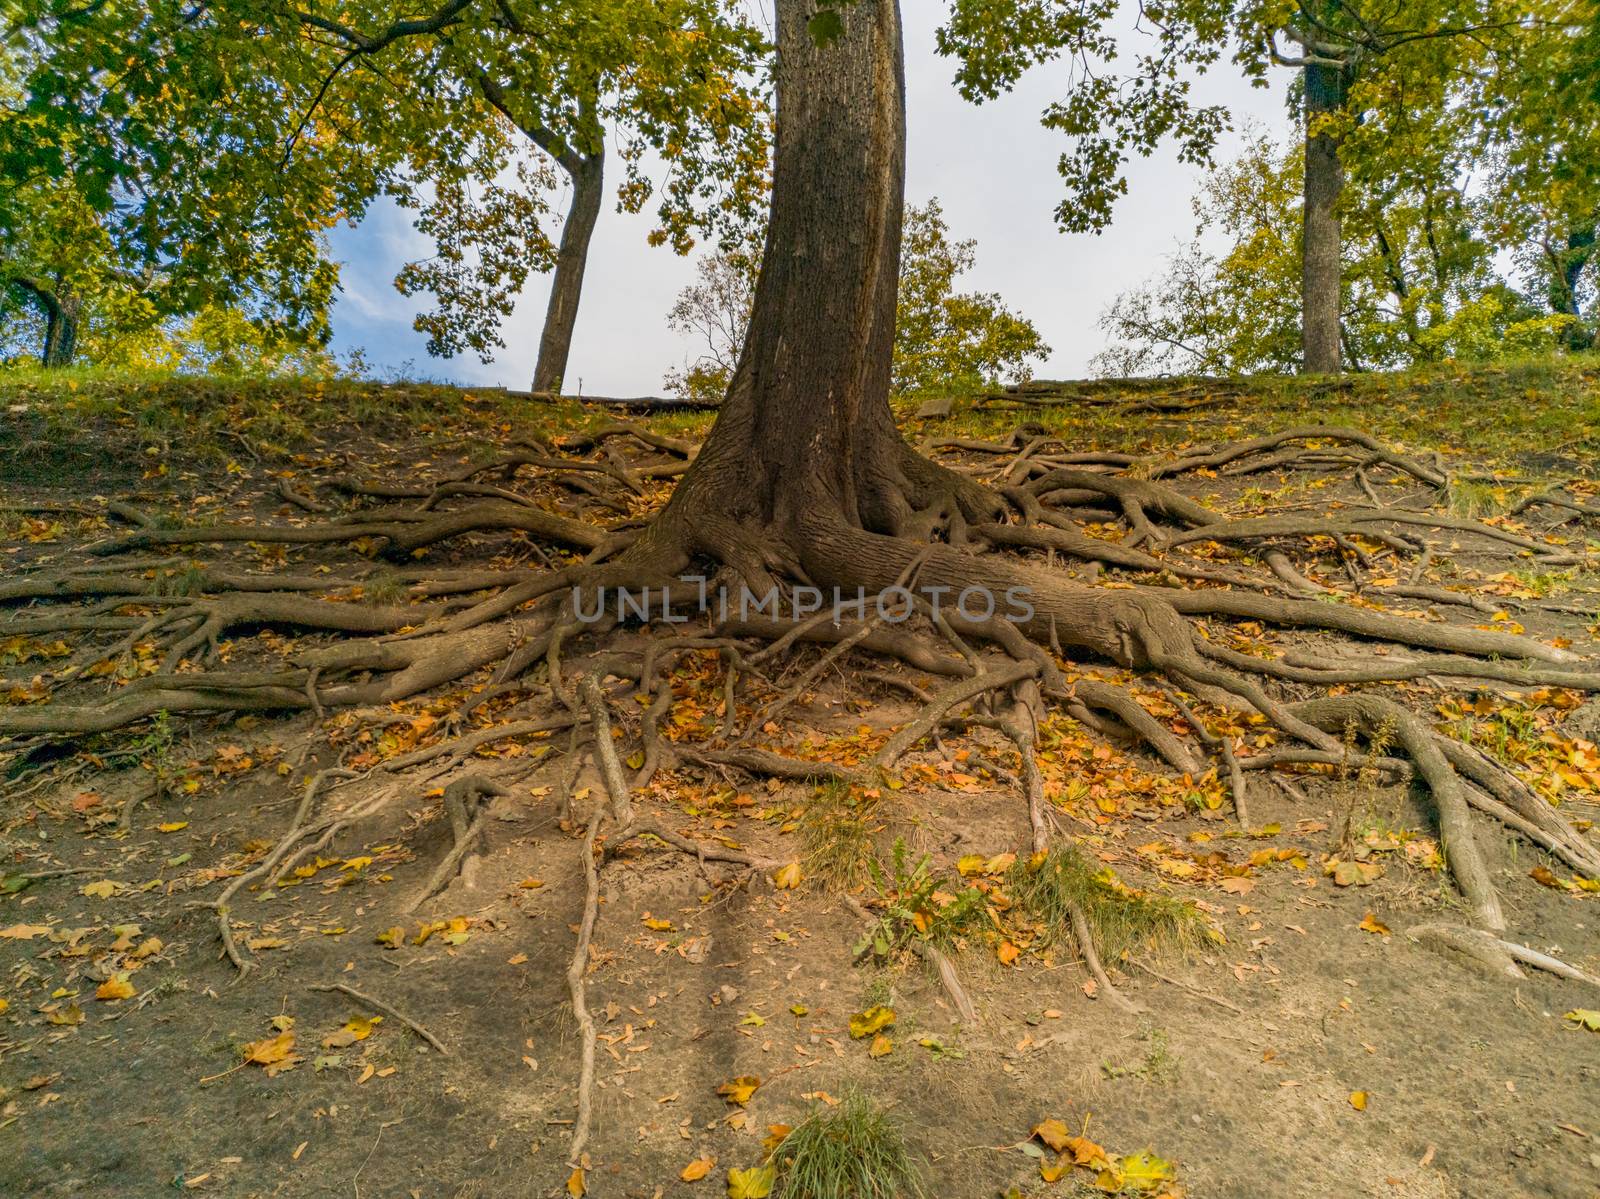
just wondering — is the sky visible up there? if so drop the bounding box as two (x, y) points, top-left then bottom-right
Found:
(325, 8), (1289, 395)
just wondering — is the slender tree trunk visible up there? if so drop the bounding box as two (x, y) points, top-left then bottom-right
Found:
(1301, 61), (1345, 375)
(531, 151), (604, 395)
(1548, 224), (1595, 351)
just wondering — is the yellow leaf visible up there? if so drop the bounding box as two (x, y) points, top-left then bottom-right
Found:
(1065, 1136), (1109, 1168)
(716, 1075), (761, 1106)
(0, 924), (52, 940)
(726, 1165), (775, 1199)
(740, 1011), (767, 1027)
(771, 862), (802, 890)
(1114, 1149), (1177, 1192)
(1358, 913), (1391, 937)
(95, 975), (136, 1002)
(566, 1166), (585, 1197)
(1041, 1155), (1067, 1183)
(132, 936), (164, 959)
(375, 926), (404, 948)
(642, 914), (675, 932)
(848, 1005), (896, 1039)
(868, 1033), (893, 1058)
(46, 1003), (84, 1026)
(81, 880), (119, 899)
(997, 940), (1020, 966)
(1032, 1119), (1071, 1152)
(244, 1030), (300, 1074)
(0, 998), (8, 1015)
(761, 1125), (791, 1154)
(1564, 1009), (1600, 1031)
(322, 1015), (382, 1048)
(1349, 1091), (1368, 1110)
(681, 1157), (714, 1182)
(518, 877), (545, 889)
(158, 822), (189, 833)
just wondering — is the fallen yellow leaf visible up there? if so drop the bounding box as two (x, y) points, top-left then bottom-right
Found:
(848, 1005), (896, 1039)
(726, 1164), (775, 1199)
(95, 975), (136, 1002)
(680, 1156), (714, 1182)
(1349, 1091), (1368, 1111)
(243, 1031), (300, 1075)
(1032, 1119), (1071, 1152)
(0, 924), (52, 940)
(716, 1075), (761, 1106)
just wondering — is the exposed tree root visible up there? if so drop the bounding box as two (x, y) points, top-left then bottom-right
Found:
(405, 776), (511, 913)
(7, 420), (1599, 1026)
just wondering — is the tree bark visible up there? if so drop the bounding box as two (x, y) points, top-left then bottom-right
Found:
(15, 278), (80, 368)
(1301, 61), (1346, 375)
(531, 150), (604, 395)
(1547, 223), (1595, 351)
(652, 0), (932, 535)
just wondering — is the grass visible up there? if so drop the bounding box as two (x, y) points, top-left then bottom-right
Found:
(892, 356), (1600, 471)
(802, 780), (878, 889)
(771, 1090), (925, 1199)
(1008, 845), (1206, 962)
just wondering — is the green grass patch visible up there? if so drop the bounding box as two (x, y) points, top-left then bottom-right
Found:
(772, 1090), (925, 1199)
(1009, 845), (1206, 962)
(802, 780), (878, 890)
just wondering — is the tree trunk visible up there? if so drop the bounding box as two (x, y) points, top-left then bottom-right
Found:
(40, 288), (80, 366)
(655, 0), (938, 537)
(531, 151), (604, 395)
(1301, 62), (1345, 375)
(1548, 224), (1595, 351)
(621, 0), (1204, 678)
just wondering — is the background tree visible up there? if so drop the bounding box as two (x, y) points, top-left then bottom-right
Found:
(938, 0), (1589, 375)
(663, 197), (1048, 402)
(0, 0), (373, 367)
(264, 0), (771, 392)
(1096, 128), (1574, 375)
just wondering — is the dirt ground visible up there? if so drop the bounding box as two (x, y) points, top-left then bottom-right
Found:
(2, 375), (1599, 1199)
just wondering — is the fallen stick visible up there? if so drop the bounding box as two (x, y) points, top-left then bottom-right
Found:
(1128, 957), (1244, 1014)
(308, 981), (450, 1055)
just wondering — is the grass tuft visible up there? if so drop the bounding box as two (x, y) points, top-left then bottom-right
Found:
(1009, 844), (1206, 961)
(772, 1090), (924, 1199)
(802, 780), (877, 890)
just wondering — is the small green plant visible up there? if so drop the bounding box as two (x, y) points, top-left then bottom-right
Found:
(1009, 845), (1205, 962)
(131, 709), (178, 796)
(1101, 1026), (1180, 1083)
(853, 839), (985, 962)
(772, 1090), (925, 1199)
